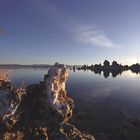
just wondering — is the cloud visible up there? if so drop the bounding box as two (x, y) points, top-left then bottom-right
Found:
(73, 25), (121, 48)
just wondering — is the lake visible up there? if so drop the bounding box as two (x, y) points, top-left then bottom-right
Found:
(1, 67), (140, 140)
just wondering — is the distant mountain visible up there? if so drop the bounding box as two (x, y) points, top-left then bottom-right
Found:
(0, 64), (81, 69)
(0, 64), (52, 68)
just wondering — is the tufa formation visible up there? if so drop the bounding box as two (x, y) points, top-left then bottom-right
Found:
(0, 63), (95, 140)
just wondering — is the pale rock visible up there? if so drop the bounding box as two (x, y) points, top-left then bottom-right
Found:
(45, 63), (73, 123)
(0, 79), (25, 120)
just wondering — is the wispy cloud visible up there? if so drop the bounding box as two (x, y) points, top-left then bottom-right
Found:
(73, 25), (121, 48)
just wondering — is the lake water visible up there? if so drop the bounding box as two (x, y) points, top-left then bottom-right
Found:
(1, 68), (140, 139)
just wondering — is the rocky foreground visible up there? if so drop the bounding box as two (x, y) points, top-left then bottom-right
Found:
(0, 63), (95, 140)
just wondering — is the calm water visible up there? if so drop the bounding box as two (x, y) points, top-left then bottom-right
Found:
(1, 68), (140, 139)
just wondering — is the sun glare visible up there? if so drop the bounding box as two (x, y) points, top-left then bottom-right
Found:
(0, 69), (11, 81)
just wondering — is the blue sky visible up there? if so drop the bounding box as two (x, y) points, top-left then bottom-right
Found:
(0, 0), (140, 65)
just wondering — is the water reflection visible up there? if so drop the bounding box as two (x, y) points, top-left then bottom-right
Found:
(76, 68), (125, 78)
(75, 67), (140, 78)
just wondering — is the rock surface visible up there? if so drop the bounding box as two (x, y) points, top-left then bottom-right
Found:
(0, 76), (25, 126)
(50, 123), (95, 140)
(0, 63), (95, 140)
(45, 63), (74, 123)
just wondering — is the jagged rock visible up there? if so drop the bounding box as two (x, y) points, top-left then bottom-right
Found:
(2, 127), (48, 140)
(3, 131), (24, 140)
(0, 77), (25, 127)
(61, 123), (95, 140)
(45, 63), (68, 107)
(50, 123), (95, 140)
(24, 127), (48, 140)
(44, 63), (74, 123)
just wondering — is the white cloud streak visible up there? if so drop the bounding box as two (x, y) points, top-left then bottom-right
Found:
(73, 26), (121, 48)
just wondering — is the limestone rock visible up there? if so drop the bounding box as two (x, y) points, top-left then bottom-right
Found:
(45, 63), (74, 123)
(0, 77), (25, 126)
(3, 131), (24, 140)
(50, 123), (95, 140)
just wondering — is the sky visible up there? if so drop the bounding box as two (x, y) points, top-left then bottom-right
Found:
(0, 0), (140, 65)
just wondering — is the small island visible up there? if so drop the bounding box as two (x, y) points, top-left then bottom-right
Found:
(77, 60), (140, 78)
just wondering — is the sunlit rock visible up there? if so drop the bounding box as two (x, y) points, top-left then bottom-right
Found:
(3, 131), (24, 140)
(50, 123), (95, 140)
(0, 76), (25, 125)
(45, 63), (68, 106)
(45, 63), (74, 123)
